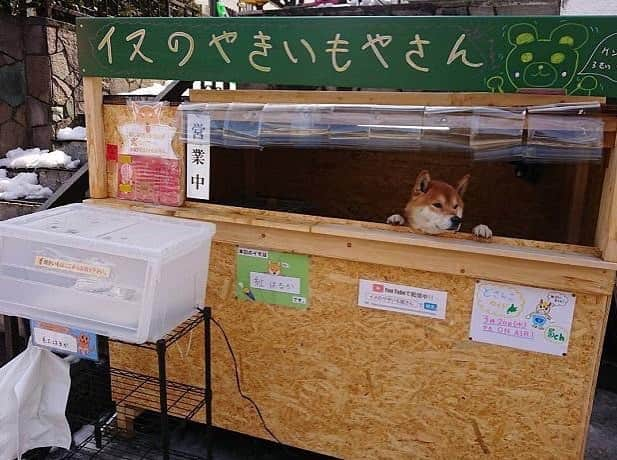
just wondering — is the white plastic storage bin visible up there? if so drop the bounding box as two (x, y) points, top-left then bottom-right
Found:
(0, 204), (216, 343)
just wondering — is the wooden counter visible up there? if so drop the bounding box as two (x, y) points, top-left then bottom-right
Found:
(94, 198), (614, 459)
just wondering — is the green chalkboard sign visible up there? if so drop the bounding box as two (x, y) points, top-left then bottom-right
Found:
(77, 16), (617, 96)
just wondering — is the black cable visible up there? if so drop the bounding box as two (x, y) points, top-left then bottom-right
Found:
(209, 317), (282, 445)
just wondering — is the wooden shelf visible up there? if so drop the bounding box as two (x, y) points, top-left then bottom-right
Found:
(86, 198), (617, 295)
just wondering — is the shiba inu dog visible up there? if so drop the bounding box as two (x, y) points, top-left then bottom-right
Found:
(387, 170), (492, 239)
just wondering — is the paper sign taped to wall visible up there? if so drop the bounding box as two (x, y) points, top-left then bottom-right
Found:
(358, 279), (447, 319)
(469, 281), (576, 356)
(236, 247), (309, 309)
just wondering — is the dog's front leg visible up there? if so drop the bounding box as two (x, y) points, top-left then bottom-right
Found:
(472, 224), (493, 239)
(387, 214), (406, 226)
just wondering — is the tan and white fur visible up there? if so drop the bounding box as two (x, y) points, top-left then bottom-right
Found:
(387, 170), (492, 239)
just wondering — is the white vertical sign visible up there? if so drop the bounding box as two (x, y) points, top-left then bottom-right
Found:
(186, 113), (211, 200)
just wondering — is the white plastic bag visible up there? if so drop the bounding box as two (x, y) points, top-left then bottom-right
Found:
(0, 343), (72, 460)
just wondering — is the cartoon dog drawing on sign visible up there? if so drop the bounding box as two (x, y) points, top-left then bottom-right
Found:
(268, 260), (282, 276)
(526, 298), (553, 330)
(78, 334), (90, 355)
(487, 23), (598, 96)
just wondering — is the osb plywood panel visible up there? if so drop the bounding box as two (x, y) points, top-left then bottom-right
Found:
(102, 104), (186, 200)
(110, 241), (608, 459)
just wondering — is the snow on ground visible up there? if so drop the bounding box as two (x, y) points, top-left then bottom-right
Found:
(56, 126), (86, 141)
(0, 148), (80, 169)
(0, 169), (53, 200)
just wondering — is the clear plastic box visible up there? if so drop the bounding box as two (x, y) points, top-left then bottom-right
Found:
(0, 204), (216, 343)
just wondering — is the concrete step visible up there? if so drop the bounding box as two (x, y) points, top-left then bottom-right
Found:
(5, 167), (76, 192)
(52, 139), (87, 165)
(0, 140), (87, 220)
(0, 199), (43, 220)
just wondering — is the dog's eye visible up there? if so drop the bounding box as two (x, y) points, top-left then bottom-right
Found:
(433, 203), (442, 208)
(453, 204), (459, 209)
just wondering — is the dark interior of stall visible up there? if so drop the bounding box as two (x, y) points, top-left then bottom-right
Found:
(207, 145), (607, 246)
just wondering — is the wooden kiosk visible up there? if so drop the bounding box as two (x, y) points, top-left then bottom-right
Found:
(78, 16), (617, 459)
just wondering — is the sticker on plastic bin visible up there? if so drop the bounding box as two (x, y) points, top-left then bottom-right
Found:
(35, 255), (111, 279)
(469, 281), (575, 356)
(357, 279), (447, 319)
(236, 247), (309, 309)
(30, 320), (99, 361)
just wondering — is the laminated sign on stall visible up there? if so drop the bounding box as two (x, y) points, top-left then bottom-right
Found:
(236, 247), (309, 308)
(470, 281), (576, 356)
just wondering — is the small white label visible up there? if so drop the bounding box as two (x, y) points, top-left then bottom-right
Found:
(186, 113), (211, 201)
(250, 272), (301, 295)
(358, 279), (447, 319)
(238, 247), (269, 258)
(35, 256), (111, 279)
(292, 296), (307, 305)
(33, 328), (77, 353)
(469, 281), (575, 356)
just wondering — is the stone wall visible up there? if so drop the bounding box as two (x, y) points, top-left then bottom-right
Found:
(47, 19), (83, 137)
(0, 16), (27, 155)
(0, 16), (75, 151)
(0, 16), (164, 156)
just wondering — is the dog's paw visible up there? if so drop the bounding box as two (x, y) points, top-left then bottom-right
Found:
(387, 214), (406, 226)
(472, 224), (493, 239)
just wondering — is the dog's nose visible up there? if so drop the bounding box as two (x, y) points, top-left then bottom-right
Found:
(451, 216), (462, 226)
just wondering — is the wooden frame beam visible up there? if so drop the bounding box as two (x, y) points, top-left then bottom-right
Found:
(87, 198), (616, 295)
(596, 131), (617, 262)
(84, 77), (107, 199)
(190, 89), (605, 107)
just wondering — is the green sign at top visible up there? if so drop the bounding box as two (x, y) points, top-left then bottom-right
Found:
(77, 16), (617, 96)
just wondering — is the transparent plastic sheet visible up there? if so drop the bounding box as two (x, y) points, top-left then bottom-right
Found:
(200, 103), (227, 146)
(117, 101), (184, 206)
(260, 104), (333, 147)
(224, 103), (263, 148)
(423, 106), (471, 150)
(470, 107), (526, 161)
(177, 102), (607, 163)
(471, 107), (525, 149)
(327, 104), (372, 148)
(369, 105), (423, 150)
(524, 102), (604, 163)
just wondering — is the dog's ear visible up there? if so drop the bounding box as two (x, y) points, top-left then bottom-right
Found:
(414, 170), (431, 194)
(456, 174), (470, 197)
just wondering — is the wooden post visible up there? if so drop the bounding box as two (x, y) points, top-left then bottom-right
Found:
(566, 162), (590, 245)
(596, 132), (617, 261)
(83, 77), (107, 199)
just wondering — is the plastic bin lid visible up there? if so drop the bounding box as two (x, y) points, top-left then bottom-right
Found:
(0, 204), (215, 254)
